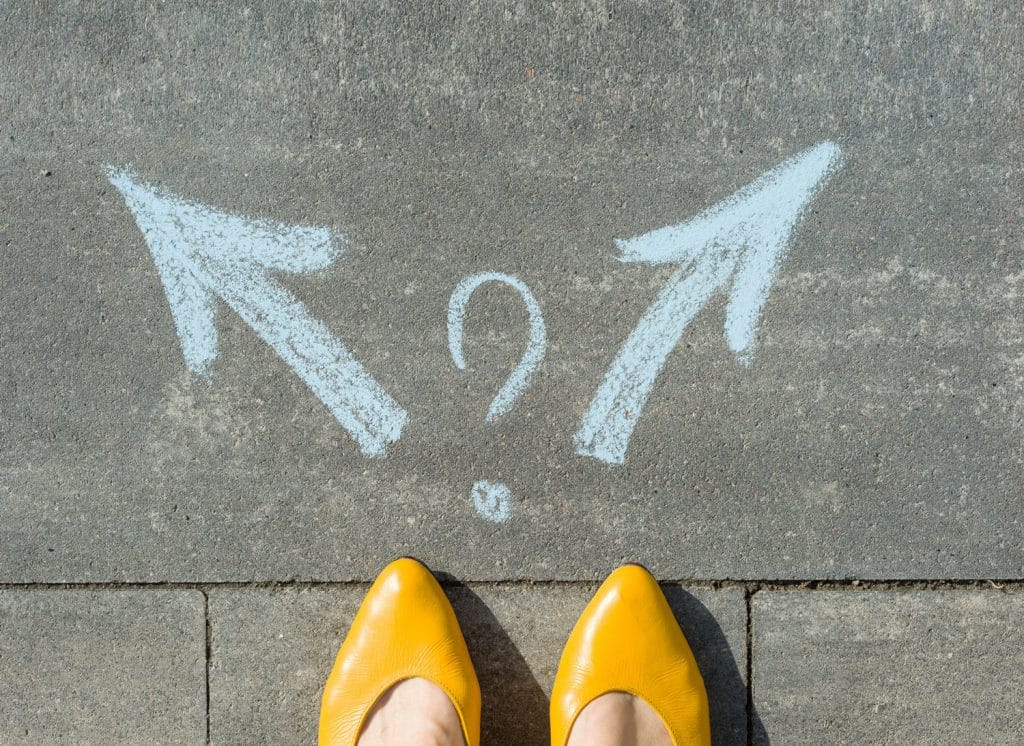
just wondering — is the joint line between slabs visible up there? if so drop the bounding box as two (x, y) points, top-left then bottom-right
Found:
(203, 590), (212, 746)
(0, 578), (1020, 591)
(745, 585), (755, 746)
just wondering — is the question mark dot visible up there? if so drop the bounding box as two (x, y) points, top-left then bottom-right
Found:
(471, 480), (512, 523)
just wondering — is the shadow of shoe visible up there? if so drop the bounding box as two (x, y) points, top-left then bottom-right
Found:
(440, 578), (550, 745)
(660, 586), (769, 745)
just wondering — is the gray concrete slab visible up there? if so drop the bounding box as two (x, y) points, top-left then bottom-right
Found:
(752, 589), (1024, 744)
(209, 583), (747, 745)
(1, 1), (1022, 582)
(0, 590), (206, 745)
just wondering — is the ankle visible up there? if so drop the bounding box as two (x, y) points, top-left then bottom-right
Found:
(357, 718), (460, 746)
(566, 692), (672, 746)
(356, 678), (465, 746)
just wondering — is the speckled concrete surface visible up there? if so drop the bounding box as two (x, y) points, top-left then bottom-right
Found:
(753, 590), (1024, 744)
(1, 1), (1021, 743)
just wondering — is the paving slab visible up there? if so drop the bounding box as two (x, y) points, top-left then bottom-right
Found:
(2, 1), (1022, 582)
(209, 583), (747, 745)
(0, 590), (206, 745)
(752, 589), (1024, 745)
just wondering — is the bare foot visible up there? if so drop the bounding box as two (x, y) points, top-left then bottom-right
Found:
(566, 692), (673, 746)
(357, 677), (465, 746)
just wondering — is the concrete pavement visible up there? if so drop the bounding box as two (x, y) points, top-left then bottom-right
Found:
(1, 584), (1020, 744)
(1, 1), (1021, 742)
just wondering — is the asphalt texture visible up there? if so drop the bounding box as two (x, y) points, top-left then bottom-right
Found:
(2, 1), (1022, 582)
(0, 2), (1021, 743)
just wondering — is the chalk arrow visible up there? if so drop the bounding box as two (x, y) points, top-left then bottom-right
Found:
(575, 141), (843, 465)
(106, 166), (407, 457)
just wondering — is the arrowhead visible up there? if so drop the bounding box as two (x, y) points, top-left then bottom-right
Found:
(615, 141), (843, 360)
(105, 166), (343, 375)
(106, 167), (219, 375)
(105, 167), (342, 272)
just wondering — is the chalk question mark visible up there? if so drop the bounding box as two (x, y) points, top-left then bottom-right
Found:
(447, 272), (547, 523)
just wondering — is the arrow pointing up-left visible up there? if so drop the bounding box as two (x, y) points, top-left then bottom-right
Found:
(106, 166), (407, 457)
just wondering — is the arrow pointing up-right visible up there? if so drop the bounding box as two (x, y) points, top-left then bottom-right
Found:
(575, 141), (843, 465)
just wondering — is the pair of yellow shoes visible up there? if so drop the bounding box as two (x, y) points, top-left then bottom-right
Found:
(319, 558), (710, 745)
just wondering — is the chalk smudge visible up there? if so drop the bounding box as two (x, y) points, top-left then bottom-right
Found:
(471, 480), (512, 523)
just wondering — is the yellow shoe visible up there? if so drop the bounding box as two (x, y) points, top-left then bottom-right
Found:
(551, 564), (710, 746)
(318, 557), (481, 746)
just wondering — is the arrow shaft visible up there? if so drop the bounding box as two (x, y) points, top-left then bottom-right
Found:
(199, 258), (407, 458)
(574, 251), (736, 465)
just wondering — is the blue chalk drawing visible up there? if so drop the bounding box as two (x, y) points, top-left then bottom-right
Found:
(447, 272), (547, 422)
(575, 141), (844, 465)
(471, 480), (512, 523)
(448, 272), (547, 523)
(106, 166), (408, 458)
